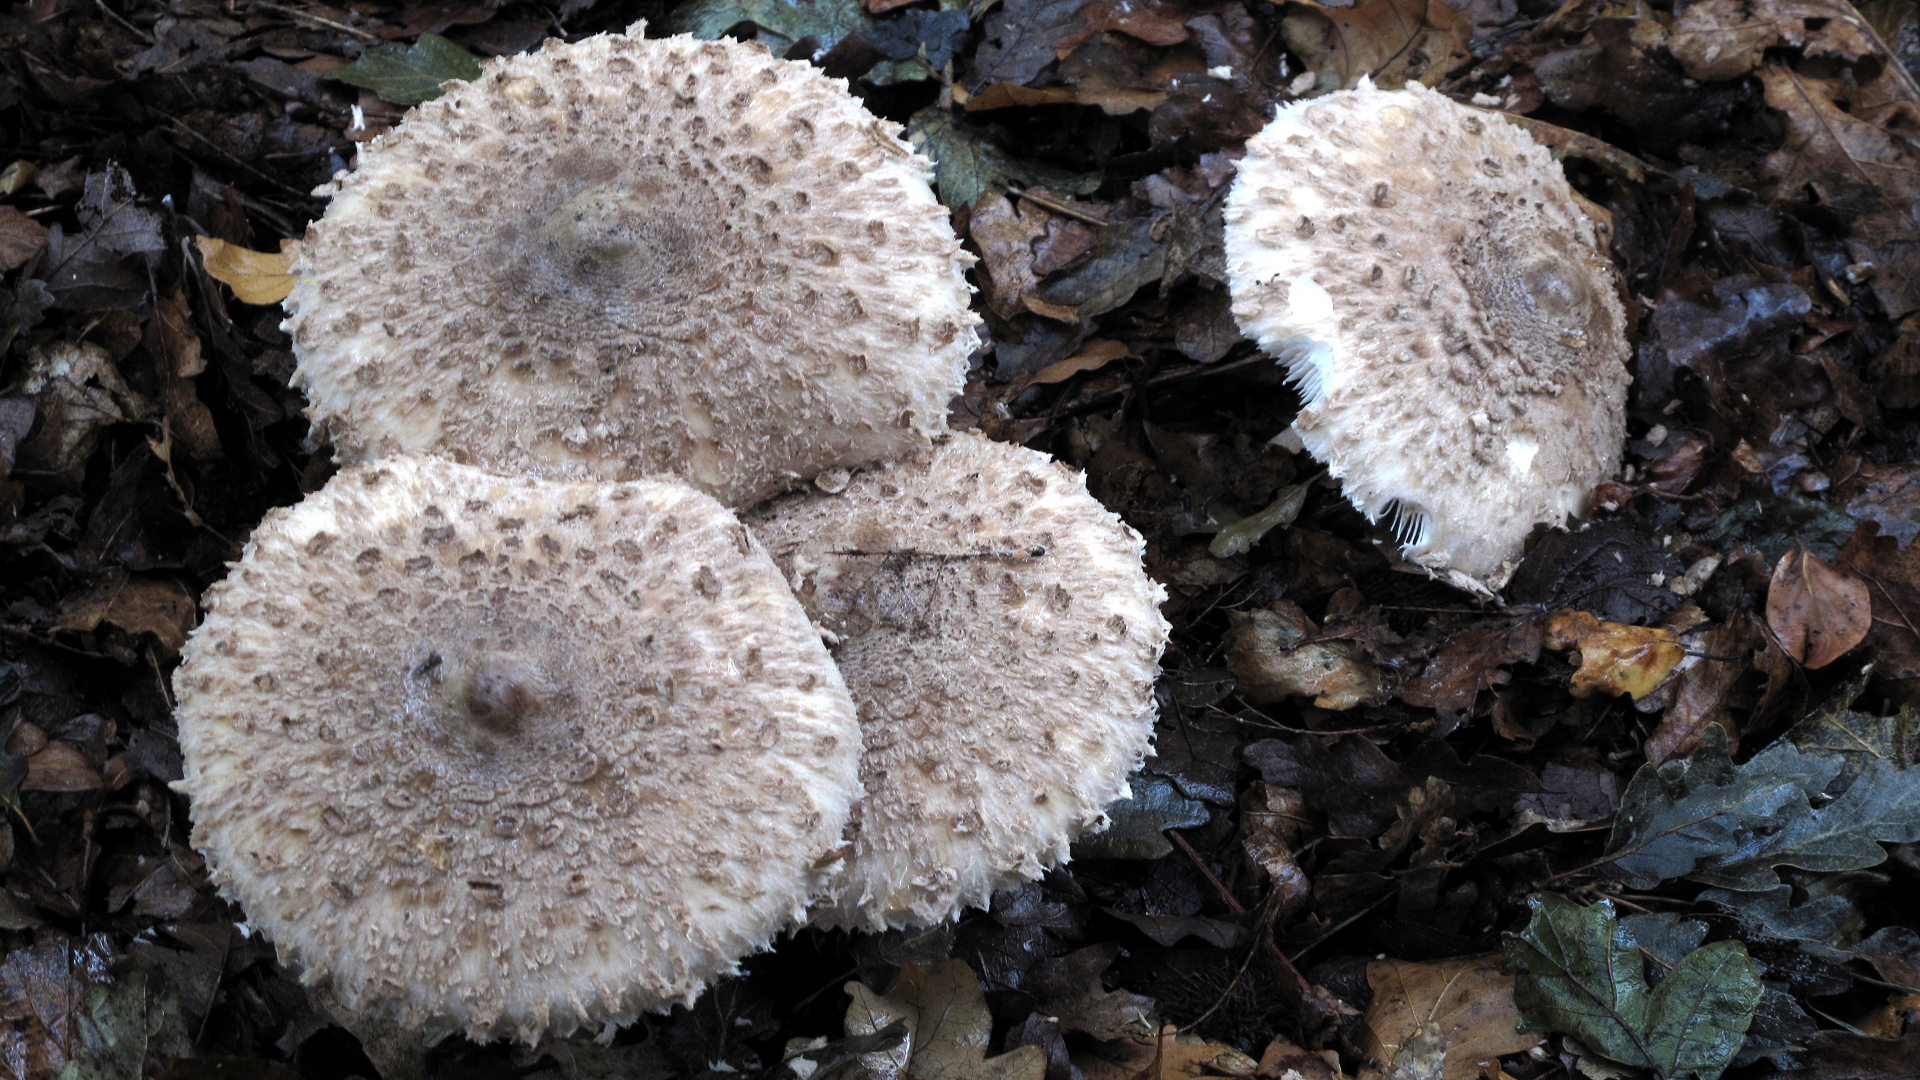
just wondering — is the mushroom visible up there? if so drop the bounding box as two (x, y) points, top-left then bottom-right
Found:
(746, 432), (1170, 931)
(1223, 80), (1629, 592)
(170, 456), (862, 1042)
(283, 28), (978, 508)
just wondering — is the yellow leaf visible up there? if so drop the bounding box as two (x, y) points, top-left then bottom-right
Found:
(196, 236), (296, 305)
(1543, 609), (1686, 700)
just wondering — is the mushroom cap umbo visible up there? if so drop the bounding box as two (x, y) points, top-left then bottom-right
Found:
(171, 456), (862, 1042)
(746, 432), (1170, 931)
(283, 29), (978, 508)
(1223, 80), (1629, 590)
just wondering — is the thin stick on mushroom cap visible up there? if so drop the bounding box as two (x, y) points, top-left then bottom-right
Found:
(284, 27), (978, 508)
(1224, 80), (1630, 593)
(172, 456), (862, 1042)
(747, 431), (1170, 931)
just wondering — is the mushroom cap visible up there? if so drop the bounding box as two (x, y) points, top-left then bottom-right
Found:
(172, 456), (861, 1043)
(746, 432), (1169, 931)
(284, 29), (978, 508)
(1223, 80), (1629, 589)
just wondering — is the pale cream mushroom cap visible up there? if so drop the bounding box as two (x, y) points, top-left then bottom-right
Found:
(1223, 80), (1629, 591)
(747, 432), (1170, 931)
(283, 28), (978, 508)
(171, 457), (861, 1043)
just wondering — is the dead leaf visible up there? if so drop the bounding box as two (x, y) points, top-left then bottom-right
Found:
(1240, 781), (1313, 920)
(1843, 462), (1920, 548)
(12, 341), (153, 482)
(1755, 61), (1920, 317)
(1224, 603), (1389, 709)
(844, 960), (1047, 1080)
(1079, 1026), (1257, 1080)
(970, 191), (1081, 324)
(0, 206), (48, 273)
(1356, 955), (1541, 1080)
(1766, 545), (1871, 669)
(195, 236), (296, 305)
(1078, 0), (1192, 47)
(964, 83), (1080, 110)
(1398, 616), (1545, 729)
(145, 288), (222, 462)
(1645, 616), (1760, 764)
(1670, 0), (1885, 81)
(52, 572), (199, 662)
(1281, 0), (1470, 92)
(23, 741), (102, 792)
(1543, 610), (1687, 700)
(1032, 339), (1130, 384)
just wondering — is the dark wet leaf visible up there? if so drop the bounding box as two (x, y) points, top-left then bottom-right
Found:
(1504, 894), (1761, 1080)
(1507, 522), (1684, 624)
(906, 109), (1100, 212)
(1605, 709), (1920, 892)
(1074, 775), (1209, 860)
(1787, 1031), (1920, 1080)
(326, 33), (482, 106)
(0, 278), (53, 353)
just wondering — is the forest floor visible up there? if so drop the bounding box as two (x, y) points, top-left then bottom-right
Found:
(2, 0), (1920, 1079)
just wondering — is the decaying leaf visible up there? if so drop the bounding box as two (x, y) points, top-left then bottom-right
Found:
(1766, 546), (1871, 669)
(0, 205), (48, 273)
(1032, 340), (1128, 384)
(1357, 954), (1541, 1080)
(843, 960), (1046, 1080)
(1544, 609), (1687, 700)
(907, 108), (1099, 211)
(1223, 601), (1388, 710)
(195, 236), (296, 306)
(1504, 895), (1761, 1080)
(1073, 775), (1208, 860)
(51, 571), (198, 662)
(1645, 617), (1760, 765)
(1605, 713), (1920, 893)
(1280, 0), (1470, 93)
(325, 32), (481, 106)
(12, 340), (154, 482)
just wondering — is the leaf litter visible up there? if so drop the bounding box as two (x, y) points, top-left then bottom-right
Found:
(8, 0), (1920, 1077)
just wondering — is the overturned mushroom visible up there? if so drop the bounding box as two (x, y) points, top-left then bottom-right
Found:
(284, 28), (978, 507)
(1223, 80), (1629, 592)
(171, 456), (861, 1042)
(747, 432), (1170, 931)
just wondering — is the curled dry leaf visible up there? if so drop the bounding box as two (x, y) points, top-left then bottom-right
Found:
(1766, 546), (1871, 669)
(1544, 610), (1687, 700)
(194, 237), (295, 306)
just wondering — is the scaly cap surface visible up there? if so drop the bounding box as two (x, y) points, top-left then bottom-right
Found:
(1224, 81), (1629, 590)
(747, 432), (1170, 930)
(172, 457), (861, 1042)
(284, 29), (977, 507)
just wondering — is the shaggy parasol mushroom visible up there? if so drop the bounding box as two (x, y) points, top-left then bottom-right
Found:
(283, 28), (978, 508)
(1223, 80), (1629, 592)
(171, 456), (861, 1042)
(747, 432), (1170, 931)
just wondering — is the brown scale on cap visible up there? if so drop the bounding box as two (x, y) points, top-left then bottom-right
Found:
(171, 457), (861, 1042)
(747, 432), (1170, 931)
(1224, 80), (1629, 592)
(284, 28), (978, 508)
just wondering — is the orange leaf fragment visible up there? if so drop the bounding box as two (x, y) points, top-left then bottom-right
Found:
(196, 236), (296, 305)
(1766, 545), (1871, 669)
(1543, 609), (1686, 700)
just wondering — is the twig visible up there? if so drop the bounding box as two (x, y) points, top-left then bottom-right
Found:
(251, 1), (380, 40)
(1002, 183), (1107, 226)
